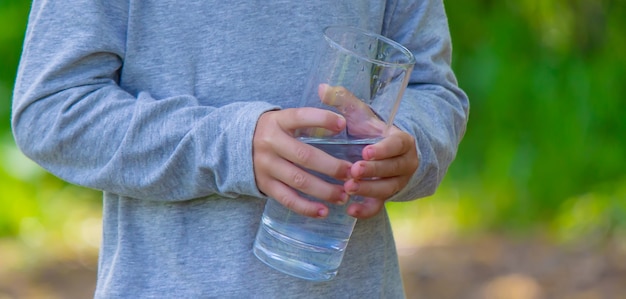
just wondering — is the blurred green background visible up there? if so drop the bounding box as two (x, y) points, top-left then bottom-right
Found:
(1, 0), (625, 298)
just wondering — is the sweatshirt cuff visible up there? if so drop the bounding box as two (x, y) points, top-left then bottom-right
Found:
(223, 102), (280, 199)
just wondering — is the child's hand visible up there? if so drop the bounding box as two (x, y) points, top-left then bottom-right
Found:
(344, 126), (418, 219)
(253, 108), (352, 218)
(318, 84), (419, 219)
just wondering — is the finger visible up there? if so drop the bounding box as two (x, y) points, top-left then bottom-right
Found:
(279, 107), (346, 134)
(318, 84), (386, 137)
(344, 177), (405, 200)
(346, 196), (385, 219)
(268, 158), (350, 205)
(318, 84), (370, 114)
(254, 149), (344, 214)
(350, 156), (415, 180)
(254, 110), (352, 181)
(274, 134), (353, 181)
(263, 179), (329, 218)
(361, 128), (415, 161)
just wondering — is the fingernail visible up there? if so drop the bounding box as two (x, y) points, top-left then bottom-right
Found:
(347, 182), (359, 194)
(338, 192), (349, 205)
(366, 148), (375, 160)
(356, 163), (365, 176)
(337, 116), (346, 130)
(318, 208), (328, 218)
(347, 206), (360, 218)
(346, 165), (353, 179)
(318, 84), (328, 101)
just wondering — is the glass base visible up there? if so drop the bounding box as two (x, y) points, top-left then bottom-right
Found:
(253, 243), (338, 282)
(253, 225), (339, 282)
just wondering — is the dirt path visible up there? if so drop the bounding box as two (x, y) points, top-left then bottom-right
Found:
(1, 235), (625, 298)
(399, 236), (626, 299)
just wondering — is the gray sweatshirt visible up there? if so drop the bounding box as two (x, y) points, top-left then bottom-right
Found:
(12, 0), (468, 298)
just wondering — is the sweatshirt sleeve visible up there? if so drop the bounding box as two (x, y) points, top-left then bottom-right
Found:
(383, 0), (470, 201)
(11, 1), (277, 201)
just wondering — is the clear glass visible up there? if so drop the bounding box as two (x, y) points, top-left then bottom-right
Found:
(253, 25), (415, 281)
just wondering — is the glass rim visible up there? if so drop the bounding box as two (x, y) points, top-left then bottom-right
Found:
(323, 25), (416, 68)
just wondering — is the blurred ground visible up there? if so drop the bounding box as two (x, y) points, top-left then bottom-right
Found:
(1, 234), (625, 299)
(398, 235), (626, 299)
(0, 257), (97, 299)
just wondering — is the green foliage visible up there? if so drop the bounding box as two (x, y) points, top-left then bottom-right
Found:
(0, 0), (31, 133)
(0, 1), (102, 244)
(439, 0), (626, 235)
(0, 0), (624, 243)
(0, 136), (101, 244)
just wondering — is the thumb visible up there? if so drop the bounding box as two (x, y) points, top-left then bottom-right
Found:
(318, 84), (386, 138)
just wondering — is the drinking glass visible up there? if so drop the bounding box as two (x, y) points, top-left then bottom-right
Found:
(253, 25), (415, 281)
